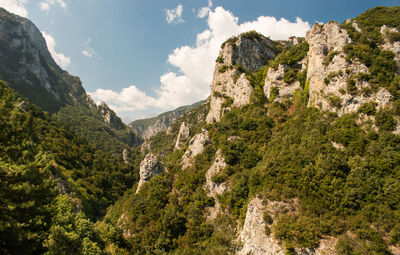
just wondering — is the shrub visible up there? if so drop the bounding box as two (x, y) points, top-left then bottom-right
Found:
(357, 102), (377, 115)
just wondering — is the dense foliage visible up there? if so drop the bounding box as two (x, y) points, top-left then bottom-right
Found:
(0, 81), (140, 254)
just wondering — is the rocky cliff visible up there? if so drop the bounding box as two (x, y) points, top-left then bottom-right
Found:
(136, 153), (164, 193)
(0, 8), (140, 152)
(206, 32), (277, 123)
(0, 8), (86, 112)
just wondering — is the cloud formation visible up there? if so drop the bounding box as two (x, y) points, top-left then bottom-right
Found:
(166, 4), (184, 24)
(90, 6), (311, 121)
(82, 38), (95, 58)
(0, 0), (28, 17)
(39, 0), (67, 11)
(198, 0), (213, 18)
(42, 31), (71, 69)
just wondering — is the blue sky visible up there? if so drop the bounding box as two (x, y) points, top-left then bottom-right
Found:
(1, 0), (399, 122)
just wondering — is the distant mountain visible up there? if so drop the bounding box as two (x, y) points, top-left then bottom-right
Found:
(0, 8), (140, 152)
(130, 100), (204, 139)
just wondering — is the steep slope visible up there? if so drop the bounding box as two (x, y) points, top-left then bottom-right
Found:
(102, 6), (400, 255)
(130, 100), (204, 140)
(0, 7), (139, 153)
(0, 81), (136, 254)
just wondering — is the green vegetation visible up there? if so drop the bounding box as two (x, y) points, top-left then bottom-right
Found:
(342, 6), (400, 93)
(0, 81), (139, 254)
(323, 50), (339, 66)
(3, 6), (400, 255)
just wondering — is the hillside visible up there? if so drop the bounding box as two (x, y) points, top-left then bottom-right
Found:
(1, 5), (400, 255)
(0, 81), (140, 254)
(104, 6), (400, 255)
(130, 100), (204, 140)
(0, 7), (140, 153)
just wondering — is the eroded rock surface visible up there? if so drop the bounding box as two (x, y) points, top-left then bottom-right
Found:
(264, 64), (301, 102)
(238, 197), (284, 255)
(181, 129), (210, 169)
(207, 34), (276, 123)
(136, 153), (164, 193)
(204, 150), (228, 220)
(175, 122), (190, 150)
(306, 22), (392, 115)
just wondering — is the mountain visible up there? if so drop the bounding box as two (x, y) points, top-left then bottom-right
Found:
(2, 5), (400, 255)
(0, 7), (140, 153)
(103, 6), (400, 255)
(130, 100), (204, 139)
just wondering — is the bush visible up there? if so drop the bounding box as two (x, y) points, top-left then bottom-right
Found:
(357, 102), (377, 115)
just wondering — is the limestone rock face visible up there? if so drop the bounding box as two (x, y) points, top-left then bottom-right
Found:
(136, 153), (164, 193)
(175, 122), (190, 150)
(122, 149), (130, 164)
(238, 197), (337, 255)
(0, 8), (86, 112)
(206, 34), (276, 123)
(204, 150), (228, 220)
(264, 64), (301, 102)
(238, 197), (284, 255)
(181, 129), (210, 169)
(381, 25), (400, 73)
(306, 22), (391, 115)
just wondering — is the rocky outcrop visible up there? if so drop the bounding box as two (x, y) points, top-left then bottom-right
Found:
(181, 129), (210, 169)
(306, 22), (392, 115)
(122, 149), (130, 164)
(136, 153), (164, 193)
(238, 197), (284, 255)
(264, 64), (301, 102)
(204, 150), (228, 220)
(238, 197), (337, 255)
(206, 33), (276, 123)
(98, 102), (125, 130)
(175, 122), (190, 150)
(381, 25), (400, 73)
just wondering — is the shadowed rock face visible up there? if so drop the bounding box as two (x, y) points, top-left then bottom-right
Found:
(136, 153), (164, 193)
(206, 34), (277, 123)
(0, 8), (86, 112)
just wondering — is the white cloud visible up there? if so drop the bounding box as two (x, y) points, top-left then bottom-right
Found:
(90, 6), (311, 122)
(82, 49), (93, 57)
(88, 86), (157, 112)
(82, 38), (95, 57)
(166, 4), (184, 24)
(198, 0), (212, 18)
(39, 0), (67, 11)
(42, 31), (71, 69)
(0, 0), (28, 17)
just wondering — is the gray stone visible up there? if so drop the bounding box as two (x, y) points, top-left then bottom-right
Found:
(175, 122), (190, 150)
(181, 129), (210, 169)
(136, 153), (164, 193)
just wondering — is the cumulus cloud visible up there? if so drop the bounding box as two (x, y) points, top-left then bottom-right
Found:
(0, 0), (28, 17)
(39, 0), (67, 11)
(88, 86), (157, 112)
(42, 31), (71, 69)
(90, 6), (311, 121)
(166, 4), (184, 24)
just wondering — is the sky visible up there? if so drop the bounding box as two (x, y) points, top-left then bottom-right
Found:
(1, 0), (399, 123)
